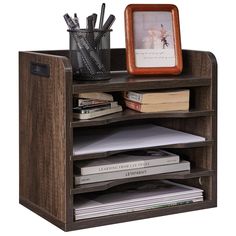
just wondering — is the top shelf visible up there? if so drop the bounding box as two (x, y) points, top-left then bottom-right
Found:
(71, 48), (216, 93)
(33, 49), (216, 93)
(72, 73), (211, 93)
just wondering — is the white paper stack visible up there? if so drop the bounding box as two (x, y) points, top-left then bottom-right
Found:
(73, 124), (205, 155)
(74, 180), (203, 220)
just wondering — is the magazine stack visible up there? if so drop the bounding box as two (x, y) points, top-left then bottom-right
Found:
(74, 180), (203, 220)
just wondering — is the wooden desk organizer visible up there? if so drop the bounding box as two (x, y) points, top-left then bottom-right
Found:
(19, 49), (217, 231)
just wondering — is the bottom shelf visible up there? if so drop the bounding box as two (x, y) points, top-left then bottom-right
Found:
(72, 175), (216, 224)
(69, 200), (216, 230)
(20, 196), (217, 232)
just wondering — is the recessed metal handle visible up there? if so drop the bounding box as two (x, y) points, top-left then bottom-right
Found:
(30, 62), (50, 78)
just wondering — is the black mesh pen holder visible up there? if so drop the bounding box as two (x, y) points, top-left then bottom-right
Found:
(69, 29), (112, 81)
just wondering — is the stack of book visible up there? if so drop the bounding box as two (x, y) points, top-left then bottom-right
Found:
(74, 149), (191, 185)
(74, 180), (203, 220)
(73, 92), (122, 119)
(124, 89), (190, 113)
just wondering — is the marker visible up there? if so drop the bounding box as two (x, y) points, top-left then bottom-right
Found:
(64, 13), (79, 30)
(92, 13), (97, 28)
(95, 14), (115, 45)
(74, 13), (80, 28)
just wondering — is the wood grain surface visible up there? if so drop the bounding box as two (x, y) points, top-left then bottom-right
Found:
(19, 51), (72, 224)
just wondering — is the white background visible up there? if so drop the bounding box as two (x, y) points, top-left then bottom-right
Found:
(0, 0), (235, 235)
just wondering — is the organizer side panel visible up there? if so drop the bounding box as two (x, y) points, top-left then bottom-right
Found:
(209, 51), (217, 204)
(19, 52), (70, 223)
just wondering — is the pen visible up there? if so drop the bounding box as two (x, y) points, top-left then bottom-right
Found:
(73, 13), (83, 74)
(79, 36), (106, 72)
(99, 3), (106, 29)
(86, 15), (95, 48)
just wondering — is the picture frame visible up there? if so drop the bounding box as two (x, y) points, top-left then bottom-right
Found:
(125, 4), (183, 75)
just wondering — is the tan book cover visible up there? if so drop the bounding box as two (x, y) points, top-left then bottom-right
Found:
(125, 99), (189, 113)
(125, 89), (190, 104)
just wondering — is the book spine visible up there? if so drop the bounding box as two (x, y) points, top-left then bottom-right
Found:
(80, 155), (179, 175)
(74, 105), (122, 120)
(125, 99), (142, 112)
(77, 99), (108, 107)
(75, 161), (190, 185)
(126, 91), (143, 103)
(74, 102), (118, 114)
(78, 99), (96, 107)
(78, 92), (113, 101)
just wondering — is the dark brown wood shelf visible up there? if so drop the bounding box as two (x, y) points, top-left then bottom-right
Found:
(73, 73), (211, 93)
(72, 140), (214, 161)
(19, 49), (217, 231)
(71, 109), (215, 128)
(72, 168), (215, 194)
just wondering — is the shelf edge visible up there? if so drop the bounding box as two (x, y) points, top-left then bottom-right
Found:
(72, 77), (212, 93)
(72, 140), (214, 161)
(71, 169), (215, 194)
(71, 110), (215, 128)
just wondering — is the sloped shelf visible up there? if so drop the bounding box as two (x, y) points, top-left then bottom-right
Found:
(71, 109), (215, 128)
(72, 140), (214, 161)
(71, 168), (215, 194)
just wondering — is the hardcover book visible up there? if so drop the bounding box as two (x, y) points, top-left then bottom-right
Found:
(124, 89), (190, 104)
(73, 105), (122, 120)
(75, 92), (114, 101)
(125, 99), (189, 113)
(73, 101), (118, 114)
(76, 149), (180, 175)
(74, 160), (190, 185)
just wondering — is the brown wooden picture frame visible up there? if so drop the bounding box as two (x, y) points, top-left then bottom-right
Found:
(125, 4), (183, 75)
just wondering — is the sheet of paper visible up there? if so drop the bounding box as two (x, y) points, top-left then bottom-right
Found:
(73, 124), (205, 155)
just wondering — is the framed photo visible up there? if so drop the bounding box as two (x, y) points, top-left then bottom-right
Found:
(125, 4), (183, 75)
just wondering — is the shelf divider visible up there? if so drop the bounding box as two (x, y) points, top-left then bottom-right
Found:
(71, 109), (214, 128)
(73, 140), (214, 161)
(72, 73), (211, 93)
(71, 168), (215, 194)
